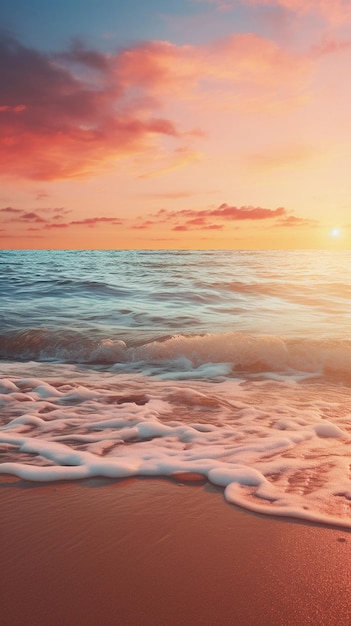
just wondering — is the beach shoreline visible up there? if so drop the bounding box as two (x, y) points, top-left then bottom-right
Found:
(1, 476), (350, 626)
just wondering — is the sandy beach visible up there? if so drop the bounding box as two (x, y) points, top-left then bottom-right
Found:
(1, 476), (350, 626)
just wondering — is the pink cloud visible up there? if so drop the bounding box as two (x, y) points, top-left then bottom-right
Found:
(277, 215), (317, 226)
(113, 33), (311, 127)
(21, 211), (46, 222)
(0, 208), (47, 223)
(45, 223), (69, 229)
(0, 206), (22, 213)
(138, 147), (202, 179)
(172, 225), (188, 231)
(184, 217), (208, 226)
(310, 37), (351, 57)
(247, 144), (319, 170)
(0, 34), (182, 181)
(141, 203), (287, 231)
(45, 217), (123, 228)
(0, 104), (26, 112)
(143, 190), (218, 199)
(197, 0), (351, 21)
(0, 30), (311, 182)
(249, 0), (351, 22)
(131, 220), (155, 230)
(133, 202), (315, 233)
(0, 26), (311, 180)
(210, 204), (286, 219)
(0, 206), (122, 231)
(35, 191), (50, 200)
(115, 34), (306, 95)
(202, 223), (224, 229)
(0, 206), (71, 223)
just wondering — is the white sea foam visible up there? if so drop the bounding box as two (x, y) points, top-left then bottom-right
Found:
(1, 364), (351, 529)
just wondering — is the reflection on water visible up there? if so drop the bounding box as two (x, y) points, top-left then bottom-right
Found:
(1, 250), (351, 528)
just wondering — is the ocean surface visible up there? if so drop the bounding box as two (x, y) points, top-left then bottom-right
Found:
(1, 249), (351, 528)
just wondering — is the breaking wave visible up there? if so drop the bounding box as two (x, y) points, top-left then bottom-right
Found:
(1, 329), (351, 380)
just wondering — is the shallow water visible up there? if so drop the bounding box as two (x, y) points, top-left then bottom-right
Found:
(1, 250), (351, 527)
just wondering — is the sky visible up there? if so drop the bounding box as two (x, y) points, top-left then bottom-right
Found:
(1, 0), (351, 249)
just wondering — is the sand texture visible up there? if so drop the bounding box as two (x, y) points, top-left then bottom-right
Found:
(1, 476), (351, 626)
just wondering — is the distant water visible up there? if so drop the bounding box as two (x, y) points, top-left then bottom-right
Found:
(1, 249), (351, 528)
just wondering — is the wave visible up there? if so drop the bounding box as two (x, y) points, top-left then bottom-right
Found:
(1, 329), (351, 380)
(1, 364), (351, 528)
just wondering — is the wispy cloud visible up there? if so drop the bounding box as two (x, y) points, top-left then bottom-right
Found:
(45, 216), (123, 229)
(251, 0), (351, 22)
(196, 0), (351, 22)
(173, 222), (224, 231)
(133, 203), (287, 231)
(142, 190), (218, 199)
(0, 206), (122, 232)
(21, 211), (46, 222)
(115, 33), (306, 95)
(130, 202), (317, 233)
(277, 215), (318, 226)
(131, 220), (156, 230)
(310, 37), (351, 57)
(208, 204), (286, 219)
(247, 143), (320, 170)
(0, 206), (22, 214)
(0, 206), (69, 223)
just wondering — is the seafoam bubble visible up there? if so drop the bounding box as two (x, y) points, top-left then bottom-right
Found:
(1, 366), (351, 529)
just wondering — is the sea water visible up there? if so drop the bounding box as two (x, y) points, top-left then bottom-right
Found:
(1, 249), (351, 527)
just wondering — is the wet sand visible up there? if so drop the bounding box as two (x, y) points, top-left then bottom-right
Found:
(1, 476), (350, 626)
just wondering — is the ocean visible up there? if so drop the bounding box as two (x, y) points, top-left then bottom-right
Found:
(1, 249), (351, 528)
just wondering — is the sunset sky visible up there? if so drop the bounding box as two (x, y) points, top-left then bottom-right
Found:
(1, 0), (351, 249)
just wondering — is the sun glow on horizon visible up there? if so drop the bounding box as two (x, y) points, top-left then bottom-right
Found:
(2, 2), (351, 249)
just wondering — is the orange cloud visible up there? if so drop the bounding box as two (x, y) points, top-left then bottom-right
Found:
(115, 33), (310, 146)
(0, 206), (69, 222)
(0, 206), (22, 214)
(21, 212), (46, 222)
(0, 35), (181, 181)
(115, 33), (306, 95)
(131, 220), (156, 230)
(210, 204), (285, 219)
(143, 191), (201, 199)
(277, 215), (317, 226)
(247, 143), (319, 170)
(138, 147), (202, 179)
(173, 221), (224, 231)
(43, 216), (123, 229)
(133, 203), (287, 231)
(130, 202), (317, 234)
(0, 31), (309, 182)
(0, 206), (123, 233)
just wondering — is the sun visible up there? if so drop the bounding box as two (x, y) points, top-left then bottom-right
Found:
(330, 228), (341, 238)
